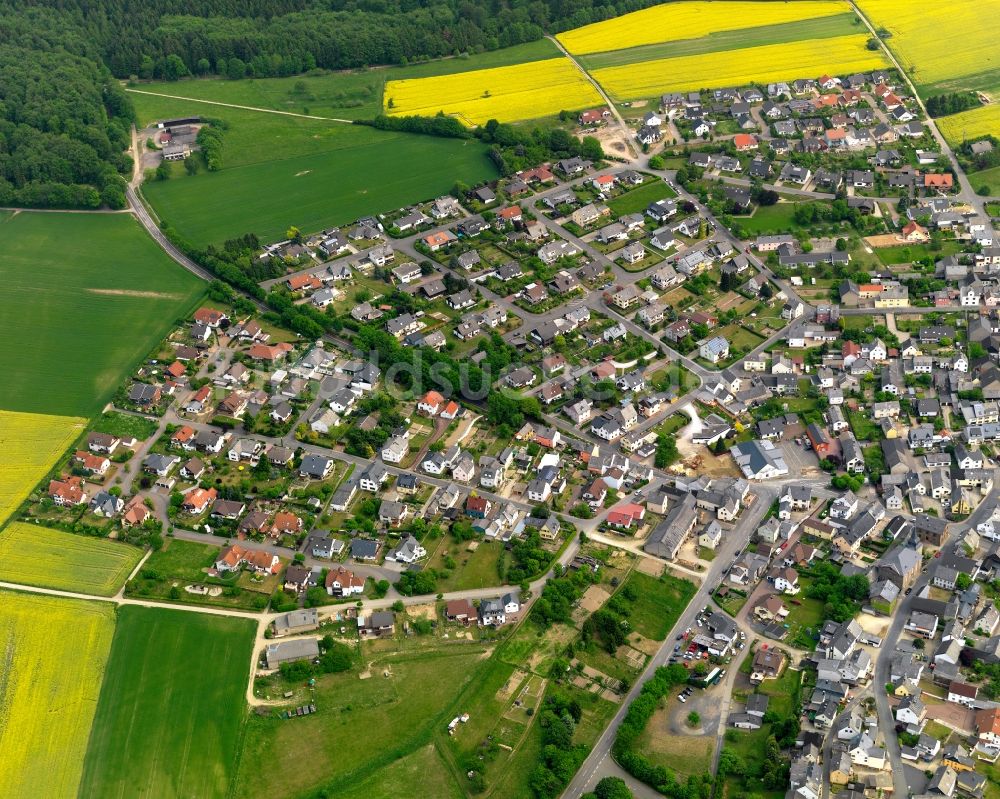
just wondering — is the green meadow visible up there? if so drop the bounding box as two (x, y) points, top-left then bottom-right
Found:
(132, 92), (496, 247)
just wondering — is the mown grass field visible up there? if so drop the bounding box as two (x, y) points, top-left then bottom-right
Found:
(335, 744), (464, 799)
(579, 12), (861, 70)
(234, 646), (488, 799)
(0, 523), (143, 596)
(591, 34), (889, 100)
(0, 591), (115, 799)
(607, 180), (675, 216)
(80, 606), (256, 799)
(854, 0), (996, 94)
(557, 0), (850, 55)
(971, 166), (1000, 197)
(384, 56), (602, 125)
(131, 92), (496, 246)
(145, 131), (495, 246)
(0, 410), (85, 527)
(133, 39), (560, 120)
(0, 211), (205, 417)
(734, 202), (804, 235)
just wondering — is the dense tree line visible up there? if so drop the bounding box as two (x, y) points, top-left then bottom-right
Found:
(477, 119), (604, 175)
(356, 114), (469, 139)
(529, 691), (589, 798)
(7, 0), (666, 80)
(0, 8), (135, 208)
(926, 92), (981, 118)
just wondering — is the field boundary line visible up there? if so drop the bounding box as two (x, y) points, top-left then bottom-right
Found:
(546, 35), (638, 159)
(125, 89), (355, 123)
(0, 206), (132, 214)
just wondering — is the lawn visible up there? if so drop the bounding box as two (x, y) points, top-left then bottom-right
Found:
(0, 211), (205, 417)
(607, 180), (676, 216)
(625, 570), (697, 641)
(0, 591), (116, 799)
(0, 523), (143, 596)
(734, 202), (803, 235)
(426, 539), (504, 592)
(722, 727), (787, 799)
(334, 744), (463, 799)
(143, 125), (495, 246)
(234, 646), (489, 799)
(637, 704), (715, 778)
(131, 91), (497, 246)
(658, 413), (691, 436)
(0, 409), (85, 528)
(80, 606), (256, 799)
(714, 588), (748, 616)
(125, 538), (274, 610)
(849, 409), (882, 442)
(875, 241), (963, 265)
(89, 411), (160, 442)
(783, 584), (825, 649)
(132, 40), (560, 121)
(756, 664), (802, 718)
(968, 165), (1000, 197)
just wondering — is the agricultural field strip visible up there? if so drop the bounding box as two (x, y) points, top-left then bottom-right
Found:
(0, 591), (116, 799)
(578, 12), (861, 71)
(590, 34), (890, 101)
(556, 0), (851, 56)
(853, 0), (996, 92)
(937, 104), (1000, 145)
(0, 410), (85, 528)
(0, 523), (143, 597)
(79, 606), (257, 799)
(384, 56), (603, 125)
(131, 39), (561, 121)
(0, 211), (205, 417)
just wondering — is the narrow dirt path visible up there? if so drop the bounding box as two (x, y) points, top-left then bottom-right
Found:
(546, 35), (638, 160)
(125, 89), (355, 123)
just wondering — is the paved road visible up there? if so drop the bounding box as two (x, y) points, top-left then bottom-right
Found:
(849, 1), (993, 218)
(562, 485), (777, 797)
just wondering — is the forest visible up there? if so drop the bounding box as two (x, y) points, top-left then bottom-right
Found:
(0, 0), (644, 208)
(0, 8), (135, 208)
(9, 0), (668, 80)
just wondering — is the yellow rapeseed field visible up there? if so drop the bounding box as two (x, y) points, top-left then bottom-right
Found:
(0, 523), (144, 596)
(0, 591), (115, 798)
(557, 0), (850, 55)
(854, 0), (996, 89)
(592, 34), (889, 101)
(0, 409), (84, 527)
(384, 57), (603, 125)
(937, 105), (1000, 146)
